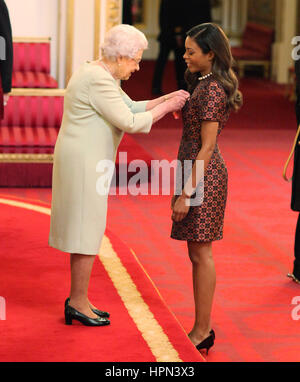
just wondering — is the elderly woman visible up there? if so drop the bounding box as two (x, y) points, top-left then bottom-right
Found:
(49, 24), (189, 326)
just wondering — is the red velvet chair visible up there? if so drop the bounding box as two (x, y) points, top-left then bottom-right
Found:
(0, 37), (153, 187)
(0, 90), (64, 186)
(12, 38), (58, 89)
(0, 90), (153, 187)
(231, 22), (275, 78)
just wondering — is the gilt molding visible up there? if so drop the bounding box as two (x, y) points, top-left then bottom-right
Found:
(0, 154), (54, 164)
(106, 0), (122, 33)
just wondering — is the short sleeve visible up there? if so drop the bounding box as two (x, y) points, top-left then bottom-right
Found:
(198, 81), (227, 123)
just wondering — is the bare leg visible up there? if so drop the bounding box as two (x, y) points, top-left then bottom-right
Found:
(187, 241), (216, 345)
(68, 253), (98, 319)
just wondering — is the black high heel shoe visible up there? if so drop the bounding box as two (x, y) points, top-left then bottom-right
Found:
(65, 297), (110, 318)
(195, 331), (215, 355)
(64, 301), (110, 326)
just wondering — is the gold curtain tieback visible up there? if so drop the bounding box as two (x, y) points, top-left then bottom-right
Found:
(283, 124), (300, 182)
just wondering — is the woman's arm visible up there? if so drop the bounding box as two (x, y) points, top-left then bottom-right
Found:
(121, 88), (189, 124)
(172, 121), (219, 222)
(90, 74), (188, 133)
(150, 94), (188, 124)
(146, 90), (190, 123)
(90, 75), (153, 134)
(185, 121), (218, 196)
(146, 90), (190, 111)
(120, 88), (189, 114)
(145, 95), (167, 110)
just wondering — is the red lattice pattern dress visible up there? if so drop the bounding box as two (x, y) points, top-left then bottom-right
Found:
(171, 76), (230, 242)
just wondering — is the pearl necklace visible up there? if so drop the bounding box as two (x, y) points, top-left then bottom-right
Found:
(198, 72), (213, 81)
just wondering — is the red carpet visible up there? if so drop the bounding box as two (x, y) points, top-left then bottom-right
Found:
(0, 195), (204, 362)
(2, 125), (299, 362)
(106, 127), (300, 362)
(115, 64), (300, 362)
(1, 63), (300, 362)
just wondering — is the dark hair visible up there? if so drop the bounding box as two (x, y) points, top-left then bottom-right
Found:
(185, 23), (243, 111)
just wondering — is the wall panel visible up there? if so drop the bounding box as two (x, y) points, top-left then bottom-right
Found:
(5, 0), (59, 80)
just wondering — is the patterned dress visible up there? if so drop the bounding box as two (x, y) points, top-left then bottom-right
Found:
(171, 76), (230, 242)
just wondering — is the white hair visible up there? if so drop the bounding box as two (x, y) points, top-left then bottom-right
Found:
(101, 24), (148, 60)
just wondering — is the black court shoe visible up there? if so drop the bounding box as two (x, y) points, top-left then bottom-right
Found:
(65, 297), (110, 318)
(64, 303), (110, 326)
(195, 331), (215, 355)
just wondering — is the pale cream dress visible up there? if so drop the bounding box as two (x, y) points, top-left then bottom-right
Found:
(48, 62), (153, 255)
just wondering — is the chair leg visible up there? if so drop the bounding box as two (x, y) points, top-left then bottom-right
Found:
(263, 63), (270, 79)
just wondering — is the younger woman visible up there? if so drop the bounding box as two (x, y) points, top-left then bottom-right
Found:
(171, 23), (243, 353)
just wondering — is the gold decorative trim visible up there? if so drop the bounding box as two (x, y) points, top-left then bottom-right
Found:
(11, 88), (65, 97)
(0, 197), (185, 363)
(133, 0), (148, 30)
(287, 273), (300, 284)
(0, 154), (54, 164)
(106, 0), (122, 33)
(66, 0), (75, 86)
(283, 124), (300, 182)
(94, 0), (101, 60)
(99, 236), (183, 362)
(0, 198), (51, 216)
(237, 60), (271, 79)
(130, 249), (205, 363)
(13, 37), (51, 43)
(56, 0), (62, 85)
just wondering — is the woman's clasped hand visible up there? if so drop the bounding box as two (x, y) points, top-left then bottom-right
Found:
(165, 90), (190, 113)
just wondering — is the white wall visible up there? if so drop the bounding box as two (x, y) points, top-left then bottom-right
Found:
(272, 0), (298, 83)
(73, 0), (94, 72)
(5, 0), (59, 81)
(4, 0), (122, 88)
(5, 0), (96, 87)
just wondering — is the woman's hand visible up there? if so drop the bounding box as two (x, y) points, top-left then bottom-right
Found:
(165, 90), (190, 100)
(171, 195), (177, 210)
(166, 94), (188, 114)
(171, 195), (190, 222)
(149, 91), (189, 123)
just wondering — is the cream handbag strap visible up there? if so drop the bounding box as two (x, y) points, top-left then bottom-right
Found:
(283, 124), (300, 182)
